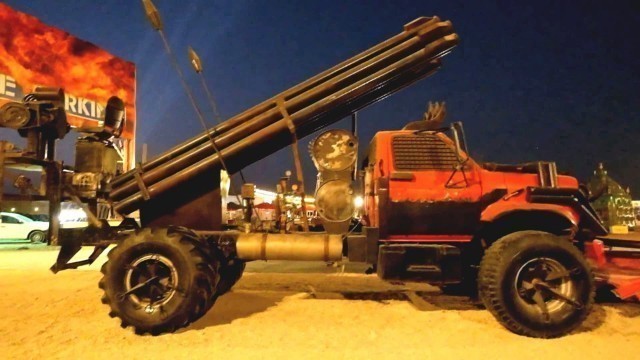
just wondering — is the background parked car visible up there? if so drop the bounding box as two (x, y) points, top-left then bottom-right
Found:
(0, 212), (48, 243)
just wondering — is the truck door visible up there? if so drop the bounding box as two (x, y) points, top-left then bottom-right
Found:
(385, 132), (483, 235)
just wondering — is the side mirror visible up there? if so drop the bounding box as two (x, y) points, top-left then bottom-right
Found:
(449, 122), (469, 164)
(444, 122), (471, 189)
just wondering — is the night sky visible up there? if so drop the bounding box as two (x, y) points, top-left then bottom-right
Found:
(2, 1), (639, 194)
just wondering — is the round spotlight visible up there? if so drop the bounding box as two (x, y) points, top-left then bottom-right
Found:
(0, 102), (30, 129)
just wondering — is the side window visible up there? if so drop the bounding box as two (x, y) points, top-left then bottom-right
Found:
(392, 134), (458, 170)
(2, 215), (21, 224)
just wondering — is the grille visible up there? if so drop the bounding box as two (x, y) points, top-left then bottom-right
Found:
(392, 134), (458, 170)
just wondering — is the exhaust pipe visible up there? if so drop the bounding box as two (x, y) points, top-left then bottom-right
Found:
(236, 233), (343, 262)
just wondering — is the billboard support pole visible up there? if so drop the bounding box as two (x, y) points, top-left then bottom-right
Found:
(0, 141), (5, 205)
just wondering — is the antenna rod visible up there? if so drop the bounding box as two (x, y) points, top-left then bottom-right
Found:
(187, 46), (257, 223)
(188, 46), (222, 123)
(141, 0), (234, 181)
(188, 46), (247, 184)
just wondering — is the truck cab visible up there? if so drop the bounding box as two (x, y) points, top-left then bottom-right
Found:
(360, 122), (606, 284)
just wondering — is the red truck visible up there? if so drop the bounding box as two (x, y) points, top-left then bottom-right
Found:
(45, 14), (640, 339)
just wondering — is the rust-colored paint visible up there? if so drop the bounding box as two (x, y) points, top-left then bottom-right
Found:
(364, 130), (582, 239)
(480, 189), (580, 226)
(585, 240), (640, 300)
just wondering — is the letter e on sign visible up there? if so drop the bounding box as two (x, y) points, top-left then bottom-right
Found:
(0, 74), (16, 97)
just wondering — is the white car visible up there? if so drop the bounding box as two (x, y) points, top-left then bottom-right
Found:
(0, 212), (48, 243)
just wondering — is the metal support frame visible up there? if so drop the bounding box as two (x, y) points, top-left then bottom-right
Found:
(51, 241), (110, 273)
(133, 164), (151, 200)
(277, 98), (309, 232)
(351, 112), (358, 181)
(45, 161), (62, 246)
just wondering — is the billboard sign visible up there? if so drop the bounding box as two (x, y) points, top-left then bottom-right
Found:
(0, 3), (136, 140)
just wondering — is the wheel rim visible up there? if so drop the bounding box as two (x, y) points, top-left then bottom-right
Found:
(31, 232), (44, 243)
(514, 257), (582, 323)
(123, 254), (179, 314)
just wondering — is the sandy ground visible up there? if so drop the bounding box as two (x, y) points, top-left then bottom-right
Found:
(0, 245), (639, 360)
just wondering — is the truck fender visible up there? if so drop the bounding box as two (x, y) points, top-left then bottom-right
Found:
(481, 201), (580, 228)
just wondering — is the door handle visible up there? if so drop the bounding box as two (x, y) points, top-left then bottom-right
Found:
(390, 171), (414, 181)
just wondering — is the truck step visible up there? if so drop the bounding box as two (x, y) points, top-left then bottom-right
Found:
(407, 265), (440, 273)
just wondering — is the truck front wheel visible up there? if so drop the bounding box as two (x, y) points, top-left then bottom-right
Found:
(478, 231), (594, 338)
(99, 228), (219, 335)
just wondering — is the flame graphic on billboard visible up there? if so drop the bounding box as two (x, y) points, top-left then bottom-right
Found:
(0, 3), (136, 140)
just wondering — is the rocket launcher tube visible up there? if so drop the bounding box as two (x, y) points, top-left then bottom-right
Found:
(110, 20), (452, 201)
(110, 16), (442, 188)
(114, 60), (443, 214)
(109, 19), (456, 203)
(113, 35), (457, 214)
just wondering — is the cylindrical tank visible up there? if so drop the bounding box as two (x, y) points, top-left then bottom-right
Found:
(235, 233), (343, 261)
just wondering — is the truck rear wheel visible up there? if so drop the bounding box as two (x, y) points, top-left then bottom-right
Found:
(99, 228), (219, 335)
(478, 231), (594, 338)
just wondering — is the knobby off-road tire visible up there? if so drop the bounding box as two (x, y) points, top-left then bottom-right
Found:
(164, 226), (221, 315)
(99, 228), (220, 335)
(166, 227), (243, 302)
(478, 231), (594, 338)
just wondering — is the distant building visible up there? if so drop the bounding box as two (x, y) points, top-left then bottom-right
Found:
(633, 201), (640, 223)
(587, 163), (635, 230)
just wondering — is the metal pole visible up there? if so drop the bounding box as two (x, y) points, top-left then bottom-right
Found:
(351, 112), (358, 181)
(188, 45), (248, 187)
(141, 143), (148, 163)
(46, 161), (62, 246)
(141, 0), (240, 207)
(351, 112), (358, 135)
(0, 141), (5, 205)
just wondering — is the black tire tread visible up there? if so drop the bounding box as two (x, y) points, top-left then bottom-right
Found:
(478, 230), (595, 338)
(99, 228), (218, 335)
